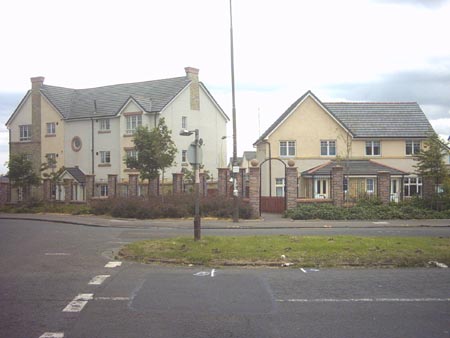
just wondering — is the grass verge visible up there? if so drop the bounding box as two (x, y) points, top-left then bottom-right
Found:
(118, 235), (450, 268)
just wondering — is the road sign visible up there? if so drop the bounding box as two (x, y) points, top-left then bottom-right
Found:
(187, 143), (203, 165)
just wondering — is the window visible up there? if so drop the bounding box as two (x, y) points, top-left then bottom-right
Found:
(275, 178), (285, 197)
(126, 114), (142, 134)
(100, 151), (111, 164)
(182, 116), (187, 129)
(71, 136), (82, 152)
(100, 185), (108, 197)
(46, 122), (56, 135)
(343, 177), (348, 193)
(365, 140), (381, 156)
(366, 178), (374, 194)
(280, 141), (296, 157)
(182, 150), (187, 163)
(126, 149), (138, 168)
(99, 119), (110, 131)
(321, 140), (336, 156)
(45, 153), (57, 168)
(405, 140), (420, 155)
(404, 177), (422, 197)
(19, 125), (32, 141)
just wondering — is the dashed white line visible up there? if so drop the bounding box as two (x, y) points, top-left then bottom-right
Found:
(277, 297), (450, 303)
(39, 333), (64, 338)
(105, 261), (122, 268)
(95, 296), (130, 301)
(88, 275), (110, 285)
(211, 269), (216, 277)
(62, 293), (93, 312)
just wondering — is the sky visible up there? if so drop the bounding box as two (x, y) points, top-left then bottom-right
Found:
(1, 0), (449, 174)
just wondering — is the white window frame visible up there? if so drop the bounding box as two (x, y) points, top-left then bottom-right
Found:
(100, 185), (108, 197)
(275, 178), (285, 197)
(321, 140), (336, 156)
(19, 125), (32, 141)
(126, 115), (142, 134)
(366, 178), (374, 194)
(365, 140), (381, 156)
(45, 153), (57, 168)
(126, 149), (138, 168)
(46, 122), (56, 135)
(405, 140), (420, 156)
(280, 141), (296, 157)
(100, 151), (111, 164)
(100, 119), (110, 131)
(404, 176), (422, 197)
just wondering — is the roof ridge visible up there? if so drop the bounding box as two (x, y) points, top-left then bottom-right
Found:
(324, 101), (418, 104)
(43, 76), (189, 91)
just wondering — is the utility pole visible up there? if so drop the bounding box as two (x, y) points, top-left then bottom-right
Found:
(230, 0), (239, 222)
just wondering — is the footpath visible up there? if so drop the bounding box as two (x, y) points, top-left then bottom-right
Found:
(0, 212), (449, 229)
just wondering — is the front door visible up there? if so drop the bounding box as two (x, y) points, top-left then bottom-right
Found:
(390, 178), (400, 202)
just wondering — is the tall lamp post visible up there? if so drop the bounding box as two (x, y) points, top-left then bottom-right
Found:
(229, 0), (239, 222)
(180, 128), (202, 240)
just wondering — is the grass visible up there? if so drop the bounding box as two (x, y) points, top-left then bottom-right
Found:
(118, 235), (450, 268)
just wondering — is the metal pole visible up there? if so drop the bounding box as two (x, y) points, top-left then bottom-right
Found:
(230, 0), (239, 222)
(194, 129), (201, 240)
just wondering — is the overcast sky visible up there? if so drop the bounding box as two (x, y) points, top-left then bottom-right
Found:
(1, 0), (449, 174)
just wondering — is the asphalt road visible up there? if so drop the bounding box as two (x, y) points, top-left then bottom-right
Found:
(1, 218), (449, 338)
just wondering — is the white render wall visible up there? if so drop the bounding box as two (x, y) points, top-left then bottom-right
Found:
(162, 86), (228, 178)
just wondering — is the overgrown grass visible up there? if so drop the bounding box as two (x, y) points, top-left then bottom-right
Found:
(118, 235), (450, 268)
(285, 198), (450, 220)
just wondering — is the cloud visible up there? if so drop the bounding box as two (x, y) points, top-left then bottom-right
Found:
(375, 0), (450, 8)
(323, 66), (450, 120)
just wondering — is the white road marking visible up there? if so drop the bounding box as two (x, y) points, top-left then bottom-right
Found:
(95, 297), (130, 301)
(277, 297), (450, 303)
(105, 261), (122, 268)
(45, 253), (70, 256)
(211, 269), (216, 277)
(88, 275), (110, 285)
(39, 333), (64, 338)
(193, 271), (210, 277)
(62, 294), (93, 312)
(300, 268), (307, 273)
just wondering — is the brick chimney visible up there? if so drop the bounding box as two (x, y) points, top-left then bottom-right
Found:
(185, 67), (200, 110)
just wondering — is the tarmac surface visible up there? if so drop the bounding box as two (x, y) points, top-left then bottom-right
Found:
(0, 212), (449, 229)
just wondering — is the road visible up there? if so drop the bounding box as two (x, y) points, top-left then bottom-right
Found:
(0, 218), (449, 338)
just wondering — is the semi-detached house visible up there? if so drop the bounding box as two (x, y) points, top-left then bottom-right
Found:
(254, 90), (434, 203)
(6, 67), (229, 202)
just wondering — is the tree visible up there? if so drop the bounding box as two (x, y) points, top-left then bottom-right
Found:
(414, 133), (449, 193)
(41, 156), (65, 200)
(7, 153), (41, 201)
(125, 118), (177, 195)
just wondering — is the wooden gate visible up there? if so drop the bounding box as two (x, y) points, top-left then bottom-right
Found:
(259, 157), (287, 214)
(260, 196), (286, 213)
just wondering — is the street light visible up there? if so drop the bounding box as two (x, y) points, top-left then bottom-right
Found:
(180, 129), (202, 241)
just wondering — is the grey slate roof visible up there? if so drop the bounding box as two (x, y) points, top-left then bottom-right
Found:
(254, 91), (434, 144)
(41, 76), (191, 119)
(64, 167), (86, 184)
(301, 160), (408, 177)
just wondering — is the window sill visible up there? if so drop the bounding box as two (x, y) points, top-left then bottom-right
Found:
(98, 130), (111, 134)
(98, 164), (111, 167)
(45, 134), (56, 137)
(123, 134), (134, 137)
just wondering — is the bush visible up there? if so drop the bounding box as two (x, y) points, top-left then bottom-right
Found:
(88, 195), (255, 220)
(285, 199), (450, 221)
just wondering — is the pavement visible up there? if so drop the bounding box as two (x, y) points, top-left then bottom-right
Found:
(0, 212), (449, 229)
